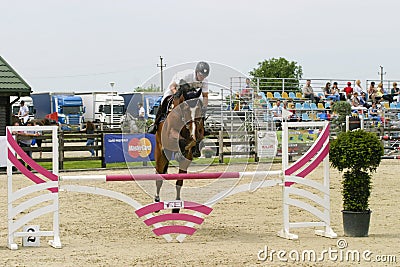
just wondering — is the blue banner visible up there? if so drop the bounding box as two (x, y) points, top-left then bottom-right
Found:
(104, 134), (155, 163)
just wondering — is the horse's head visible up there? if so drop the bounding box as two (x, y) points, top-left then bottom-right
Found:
(180, 98), (204, 144)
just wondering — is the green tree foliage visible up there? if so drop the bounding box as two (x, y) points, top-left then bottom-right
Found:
(135, 84), (160, 92)
(331, 101), (352, 132)
(249, 57), (303, 92)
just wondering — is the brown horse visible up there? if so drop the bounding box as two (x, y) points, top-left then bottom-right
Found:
(154, 88), (205, 212)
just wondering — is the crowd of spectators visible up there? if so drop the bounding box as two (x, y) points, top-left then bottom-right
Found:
(232, 78), (400, 128)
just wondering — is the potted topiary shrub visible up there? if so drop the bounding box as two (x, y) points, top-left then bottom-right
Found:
(330, 129), (384, 236)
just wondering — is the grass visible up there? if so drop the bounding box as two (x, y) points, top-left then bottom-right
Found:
(36, 156), (279, 171)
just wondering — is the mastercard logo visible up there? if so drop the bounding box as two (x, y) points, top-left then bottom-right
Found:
(128, 138), (152, 158)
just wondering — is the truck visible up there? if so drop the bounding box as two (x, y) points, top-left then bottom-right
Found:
(120, 92), (162, 119)
(31, 92), (84, 125)
(11, 96), (35, 122)
(76, 92), (125, 128)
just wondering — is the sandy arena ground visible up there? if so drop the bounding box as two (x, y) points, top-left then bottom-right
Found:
(0, 160), (399, 267)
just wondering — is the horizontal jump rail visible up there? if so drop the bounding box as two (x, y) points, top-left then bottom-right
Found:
(60, 170), (282, 182)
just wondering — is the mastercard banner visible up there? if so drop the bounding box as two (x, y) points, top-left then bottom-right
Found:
(104, 134), (155, 163)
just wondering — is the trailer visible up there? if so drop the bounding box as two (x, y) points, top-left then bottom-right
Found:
(120, 92), (162, 119)
(31, 92), (84, 125)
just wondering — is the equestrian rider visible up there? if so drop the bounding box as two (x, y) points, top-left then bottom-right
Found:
(148, 61), (210, 134)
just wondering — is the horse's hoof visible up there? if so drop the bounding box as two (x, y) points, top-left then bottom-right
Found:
(154, 196), (160, 213)
(172, 208), (180, 213)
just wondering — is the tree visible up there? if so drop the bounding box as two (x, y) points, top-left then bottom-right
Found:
(249, 57), (303, 92)
(134, 84), (160, 92)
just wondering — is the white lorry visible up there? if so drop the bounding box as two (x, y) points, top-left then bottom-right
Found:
(11, 96), (35, 123)
(77, 92), (125, 128)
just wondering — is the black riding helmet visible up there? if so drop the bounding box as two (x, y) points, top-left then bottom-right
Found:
(195, 61), (210, 78)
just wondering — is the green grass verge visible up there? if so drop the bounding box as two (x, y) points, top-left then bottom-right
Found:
(37, 156), (278, 170)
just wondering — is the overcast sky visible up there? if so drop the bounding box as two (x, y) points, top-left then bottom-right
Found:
(2, 0), (400, 93)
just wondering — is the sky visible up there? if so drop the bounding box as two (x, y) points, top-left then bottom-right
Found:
(2, 0), (400, 93)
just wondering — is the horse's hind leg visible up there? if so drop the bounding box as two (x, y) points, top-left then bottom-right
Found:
(172, 178), (183, 213)
(155, 161), (168, 201)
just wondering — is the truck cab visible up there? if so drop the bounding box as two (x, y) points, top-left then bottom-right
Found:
(96, 93), (125, 127)
(54, 95), (84, 125)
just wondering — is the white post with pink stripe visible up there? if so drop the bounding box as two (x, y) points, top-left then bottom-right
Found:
(278, 121), (337, 240)
(7, 126), (61, 250)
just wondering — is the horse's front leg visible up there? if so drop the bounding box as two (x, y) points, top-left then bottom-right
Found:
(155, 122), (170, 207)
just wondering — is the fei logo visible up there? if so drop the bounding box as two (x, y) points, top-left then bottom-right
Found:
(128, 137), (152, 158)
(164, 200), (184, 209)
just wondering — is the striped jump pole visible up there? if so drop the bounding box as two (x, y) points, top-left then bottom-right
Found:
(60, 170), (282, 182)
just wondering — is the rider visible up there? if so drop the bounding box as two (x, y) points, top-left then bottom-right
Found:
(148, 61), (210, 134)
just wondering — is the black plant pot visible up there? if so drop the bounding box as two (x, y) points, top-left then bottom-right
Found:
(342, 210), (371, 237)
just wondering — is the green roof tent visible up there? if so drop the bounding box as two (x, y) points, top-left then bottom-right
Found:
(0, 56), (31, 96)
(0, 56), (32, 135)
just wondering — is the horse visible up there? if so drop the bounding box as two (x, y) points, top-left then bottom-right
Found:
(154, 86), (205, 212)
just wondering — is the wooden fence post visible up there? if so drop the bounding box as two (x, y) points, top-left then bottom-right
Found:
(58, 132), (64, 170)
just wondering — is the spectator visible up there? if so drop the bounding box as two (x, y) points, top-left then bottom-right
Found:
(33, 121), (43, 159)
(17, 100), (29, 125)
(138, 103), (145, 120)
(302, 79), (319, 103)
(391, 82), (400, 102)
(351, 92), (362, 109)
(240, 78), (252, 101)
(253, 93), (266, 116)
(16, 121), (38, 170)
(343, 82), (353, 100)
(332, 82), (344, 101)
(380, 84), (393, 103)
(375, 83), (384, 103)
(324, 82), (340, 101)
(272, 100), (282, 117)
(81, 121), (95, 156)
(354, 80), (364, 95)
(284, 101), (299, 121)
(271, 99), (283, 128)
(359, 92), (370, 109)
(368, 81), (377, 102)
(368, 102), (381, 126)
